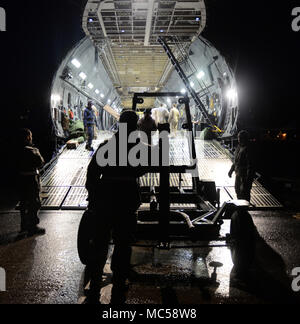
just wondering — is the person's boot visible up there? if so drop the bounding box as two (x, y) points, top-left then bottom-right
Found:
(110, 286), (127, 305)
(84, 291), (101, 305)
(86, 145), (94, 152)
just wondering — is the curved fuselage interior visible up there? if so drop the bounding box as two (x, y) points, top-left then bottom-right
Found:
(50, 35), (238, 142)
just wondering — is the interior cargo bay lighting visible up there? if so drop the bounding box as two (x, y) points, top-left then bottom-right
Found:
(51, 94), (61, 108)
(227, 88), (238, 101)
(88, 83), (94, 89)
(51, 94), (61, 102)
(181, 89), (186, 94)
(197, 71), (205, 79)
(95, 89), (100, 94)
(71, 59), (81, 69)
(79, 72), (87, 80)
(101, 94), (105, 98)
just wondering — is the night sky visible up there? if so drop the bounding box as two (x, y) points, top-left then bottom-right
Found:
(203, 0), (300, 130)
(0, 0), (299, 175)
(1, 1), (300, 129)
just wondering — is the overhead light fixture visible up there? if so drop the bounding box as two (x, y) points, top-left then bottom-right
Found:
(108, 99), (111, 104)
(121, 30), (125, 33)
(181, 89), (186, 94)
(196, 17), (200, 22)
(197, 71), (205, 79)
(167, 98), (171, 104)
(51, 94), (61, 102)
(79, 72), (87, 80)
(71, 59), (81, 69)
(89, 18), (93, 22)
(95, 89), (100, 94)
(100, 94), (105, 98)
(88, 83), (94, 89)
(160, 29), (164, 33)
(190, 82), (195, 88)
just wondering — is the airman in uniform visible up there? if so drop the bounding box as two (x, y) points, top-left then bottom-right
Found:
(229, 131), (255, 202)
(18, 129), (45, 236)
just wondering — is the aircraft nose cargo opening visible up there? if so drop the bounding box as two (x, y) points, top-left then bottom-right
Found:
(50, 0), (238, 141)
(44, 0), (282, 214)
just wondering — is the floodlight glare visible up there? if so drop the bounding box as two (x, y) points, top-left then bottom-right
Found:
(197, 71), (205, 79)
(227, 88), (238, 101)
(79, 72), (87, 80)
(51, 94), (61, 102)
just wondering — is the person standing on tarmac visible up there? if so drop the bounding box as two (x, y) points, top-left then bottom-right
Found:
(18, 129), (46, 237)
(228, 130), (255, 202)
(85, 110), (147, 304)
(84, 101), (97, 151)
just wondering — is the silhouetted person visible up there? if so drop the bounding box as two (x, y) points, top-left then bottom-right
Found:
(85, 111), (146, 304)
(18, 129), (46, 236)
(229, 131), (255, 202)
(138, 109), (157, 145)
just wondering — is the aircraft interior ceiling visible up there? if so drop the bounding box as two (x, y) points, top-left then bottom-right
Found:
(50, 0), (239, 139)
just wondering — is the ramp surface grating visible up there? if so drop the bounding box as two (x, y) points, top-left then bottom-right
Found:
(39, 132), (282, 210)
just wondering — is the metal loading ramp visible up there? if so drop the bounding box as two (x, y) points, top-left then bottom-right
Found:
(39, 132), (282, 210)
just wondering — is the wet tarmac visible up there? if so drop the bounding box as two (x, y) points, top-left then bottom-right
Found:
(0, 209), (299, 304)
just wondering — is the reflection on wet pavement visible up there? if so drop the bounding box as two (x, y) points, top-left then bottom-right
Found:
(0, 211), (299, 304)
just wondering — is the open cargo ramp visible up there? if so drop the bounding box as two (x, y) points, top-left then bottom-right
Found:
(38, 132), (282, 211)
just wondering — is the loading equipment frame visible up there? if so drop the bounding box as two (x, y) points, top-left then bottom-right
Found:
(132, 92), (250, 249)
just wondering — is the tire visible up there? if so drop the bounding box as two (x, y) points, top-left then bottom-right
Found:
(230, 210), (256, 273)
(77, 209), (96, 265)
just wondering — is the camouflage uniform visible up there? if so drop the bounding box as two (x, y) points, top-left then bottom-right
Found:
(84, 107), (97, 148)
(19, 146), (44, 232)
(229, 144), (255, 202)
(168, 106), (180, 135)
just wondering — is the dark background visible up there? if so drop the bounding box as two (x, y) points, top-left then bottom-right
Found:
(0, 0), (299, 199)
